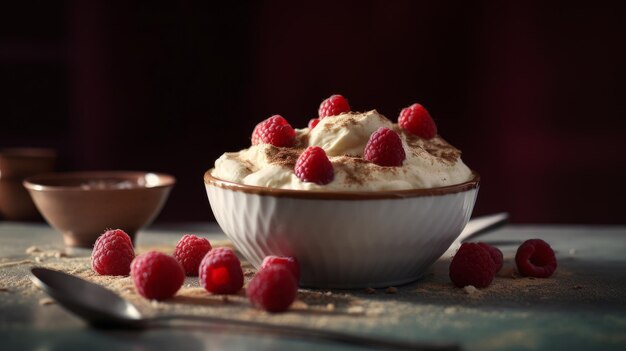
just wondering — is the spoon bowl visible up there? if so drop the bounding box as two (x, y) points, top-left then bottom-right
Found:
(30, 267), (143, 328)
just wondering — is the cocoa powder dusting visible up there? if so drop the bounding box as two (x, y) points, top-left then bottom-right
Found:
(241, 160), (255, 173)
(405, 132), (461, 164)
(319, 112), (363, 132)
(294, 132), (309, 148)
(335, 114), (361, 129)
(264, 146), (304, 168)
(333, 157), (374, 185)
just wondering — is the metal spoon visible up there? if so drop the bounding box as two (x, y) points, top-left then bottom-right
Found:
(458, 212), (509, 243)
(30, 267), (458, 351)
(443, 212), (509, 255)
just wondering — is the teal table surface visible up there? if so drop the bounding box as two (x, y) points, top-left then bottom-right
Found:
(1, 221), (625, 351)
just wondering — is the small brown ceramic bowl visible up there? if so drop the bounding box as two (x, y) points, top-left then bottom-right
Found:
(0, 148), (57, 221)
(23, 171), (175, 247)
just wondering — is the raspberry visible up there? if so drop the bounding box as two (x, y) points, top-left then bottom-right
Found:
(173, 234), (212, 276)
(251, 115), (296, 147)
(318, 94), (351, 118)
(247, 265), (298, 313)
(449, 243), (497, 288)
(91, 229), (135, 276)
(130, 251), (185, 300)
(199, 247), (244, 294)
(363, 127), (406, 167)
(478, 242), (504, 273)
(398, 103), (437, 139)
(515, 239), (557, 278)
(308, 118), (320, 129)
(260, 256), (300, 282)
(294, 146), (334, 185)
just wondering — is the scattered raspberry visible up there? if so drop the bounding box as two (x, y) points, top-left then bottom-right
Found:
(318, 94), (351, 118)
(515, 239), (557, 278)
(91, 229), (135, 276)
(130, 251), (185, 300)
(363, 127), (406, 167)
(398, 103), (437, 139)
(173, 234), (212, 276)
(294, 146), (334, 185)
(247, 265), (298, 313)
(251, 115), (296, 147)
(308, 118), (320, 129)
(199, 247), (244, 294)
(478, 242), (504, 273)
(449, 243), (497, 288)
(260, 256), (300, 282)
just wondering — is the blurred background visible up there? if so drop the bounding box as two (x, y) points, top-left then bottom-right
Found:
(1, 1), (625, 224)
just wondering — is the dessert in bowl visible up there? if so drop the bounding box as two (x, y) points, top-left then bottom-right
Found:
(24, 171), (175, 247)
(205, 96), (479, 288)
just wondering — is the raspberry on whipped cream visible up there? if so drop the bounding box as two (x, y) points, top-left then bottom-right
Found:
(212, 110), (472, 191)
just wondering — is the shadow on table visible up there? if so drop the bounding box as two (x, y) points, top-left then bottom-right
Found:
(341, 256), (626, 313)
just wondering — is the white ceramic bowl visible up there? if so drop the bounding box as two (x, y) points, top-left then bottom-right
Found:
(205, 170), (479, 288)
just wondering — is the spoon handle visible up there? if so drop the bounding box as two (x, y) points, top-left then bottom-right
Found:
(149, 314), (459, 351)
(458, 212), (509, 243)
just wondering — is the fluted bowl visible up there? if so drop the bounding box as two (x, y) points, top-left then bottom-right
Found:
(204, 170), (479, 288)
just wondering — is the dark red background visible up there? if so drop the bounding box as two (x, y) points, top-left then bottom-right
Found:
(2, 1), (625, 223)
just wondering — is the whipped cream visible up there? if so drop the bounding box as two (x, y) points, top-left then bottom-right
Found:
(212, 110), (473, 191)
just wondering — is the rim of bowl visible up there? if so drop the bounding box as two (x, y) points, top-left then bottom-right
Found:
(23, 171), (176, 192)
(204, 169), (479, 200)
